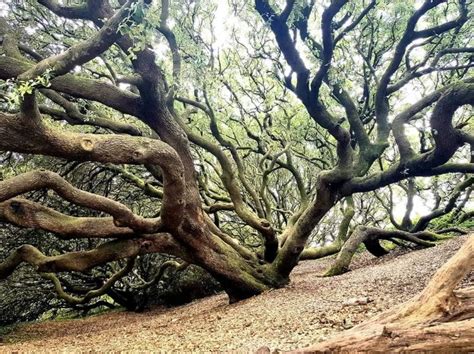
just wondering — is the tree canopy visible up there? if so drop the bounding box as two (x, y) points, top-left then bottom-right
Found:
(0, 0), (472, 311)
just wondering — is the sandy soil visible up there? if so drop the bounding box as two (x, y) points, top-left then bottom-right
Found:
(1, 236), (471, 352)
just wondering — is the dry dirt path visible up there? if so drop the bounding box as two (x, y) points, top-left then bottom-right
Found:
(1, 236), (472, 352)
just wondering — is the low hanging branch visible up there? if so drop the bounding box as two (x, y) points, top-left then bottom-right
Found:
(0, 170), (163, 233)
(324, 226), (439, 276)
(0, 93), (186, 231)
(0, 234), (187, 280)
(41, 257), (136, 305)
(0, 197), (136, 239)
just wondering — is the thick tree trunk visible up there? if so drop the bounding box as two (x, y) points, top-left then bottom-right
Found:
(295, 235), (474, 352)
(176, 219), (288, 302)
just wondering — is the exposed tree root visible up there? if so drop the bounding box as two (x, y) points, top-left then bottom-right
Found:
(294, 320), (474, 352)
(295, 235), (474, 352)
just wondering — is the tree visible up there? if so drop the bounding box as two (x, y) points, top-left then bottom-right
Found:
(0, 0), (472, 304)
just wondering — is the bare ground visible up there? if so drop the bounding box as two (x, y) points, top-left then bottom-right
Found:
(1, 236), (472, 352)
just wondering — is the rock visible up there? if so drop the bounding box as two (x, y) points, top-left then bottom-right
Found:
(342, 318), (353, 329)
(342, 297), (373, 306)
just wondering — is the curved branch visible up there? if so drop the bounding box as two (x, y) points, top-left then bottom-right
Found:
(310, 0), (348, 97)
(0, 170), (163, 233)
(388, 47), (474, 94)
(37, 0), (93, 20)
(0, 94), (185, 231)
(0, 198), (135, 238)
(255, 0), (310, 96)
(105, 164), (163, 199)
(41, 257), (136, 304)
(324, 226), (438, 276)
(0, 233), (187, 280)
(39, 89), (142, 136)
(333, 0), (376, 45)
(375, 0), (468, 142)
(18, 0), (137, 81)
(412, 177), (474, 232)
(347, 82), (474, 194)
(131, 259), (188, 290)
(0, 56), (143, 117)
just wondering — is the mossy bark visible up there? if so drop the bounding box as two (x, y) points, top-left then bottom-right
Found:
(324, 226), (437, 276)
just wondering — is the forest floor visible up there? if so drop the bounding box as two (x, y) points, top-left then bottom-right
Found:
(1, 235), (472, 352)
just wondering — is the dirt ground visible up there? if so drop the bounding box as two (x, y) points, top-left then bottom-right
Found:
(1, 236), (471, 352)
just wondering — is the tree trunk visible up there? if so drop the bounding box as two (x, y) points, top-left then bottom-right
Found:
(300, 196), (354, 261)
(296, 235), (474, 352)
(174, 215), (289, 302)
(324, 226), (438, 276)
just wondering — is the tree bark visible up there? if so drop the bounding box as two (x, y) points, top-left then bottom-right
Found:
(324, 226), (437, 276)
(300, 196), (354, 261)
(1, 0), (473, 306)
(295, 235), (474, 352)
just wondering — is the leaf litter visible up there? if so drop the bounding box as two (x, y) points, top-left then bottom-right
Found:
(1, 236), (471, 352)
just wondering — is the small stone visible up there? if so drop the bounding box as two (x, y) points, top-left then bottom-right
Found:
(342, 297), (373, 306)
(342, 318), (353, 329)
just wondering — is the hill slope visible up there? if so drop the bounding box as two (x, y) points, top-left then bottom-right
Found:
(1, 236), (471, 352)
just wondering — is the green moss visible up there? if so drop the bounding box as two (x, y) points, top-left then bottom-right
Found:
(380, 240), (397, 251)
(323, 264), (348, 277)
